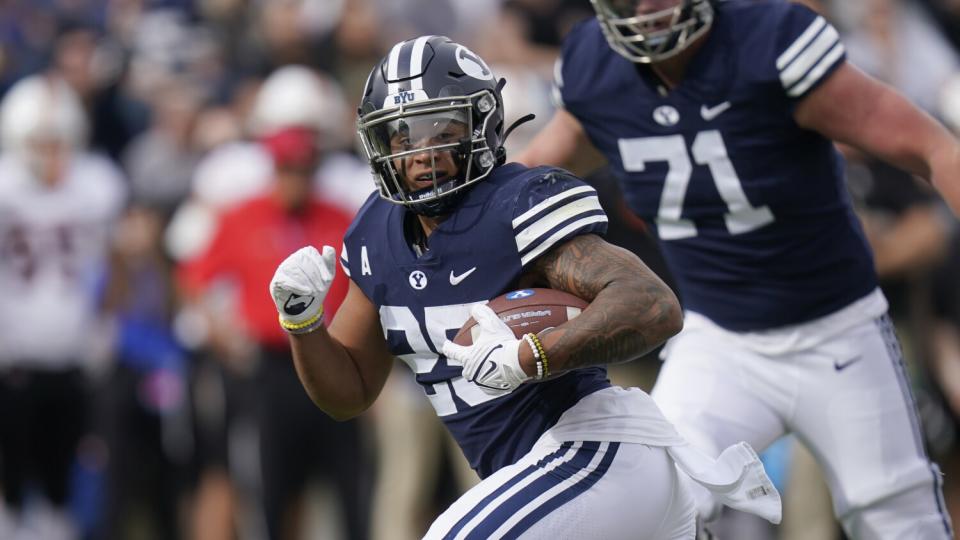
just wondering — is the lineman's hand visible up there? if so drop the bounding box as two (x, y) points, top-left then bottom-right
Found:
(442, 304), (530, 395)
(269, 245), (336, 334)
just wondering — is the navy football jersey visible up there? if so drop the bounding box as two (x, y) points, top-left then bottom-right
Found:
(557, 1), (878, 331)
(340, 163), (611, 477)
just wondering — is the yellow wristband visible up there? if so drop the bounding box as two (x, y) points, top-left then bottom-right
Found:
(528, 333), (549, 378)
(279, 308), (324, 334)
(522, 333), (542, 379)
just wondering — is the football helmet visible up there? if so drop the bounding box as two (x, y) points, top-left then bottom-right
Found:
(357, 35), (505, 217)
(248, 65), (349, 148)
(590, 0), (714, 64)
(0, 74), (88, 174)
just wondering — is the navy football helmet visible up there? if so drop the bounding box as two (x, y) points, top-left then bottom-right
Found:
(591, 0), (714, 63)
(357, 36), (506, 217)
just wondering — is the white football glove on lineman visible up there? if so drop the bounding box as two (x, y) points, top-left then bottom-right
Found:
(442, 304), (531, 395)
(269, 245), (336, 334)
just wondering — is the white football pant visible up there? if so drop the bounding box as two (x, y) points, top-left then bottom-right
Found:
(424, 440), (697, 539)
(653, 292), (953, 540)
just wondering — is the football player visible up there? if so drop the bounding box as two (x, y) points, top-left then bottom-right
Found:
(270, 35), (782, 538)
(0, 74), (126, 539)
(516, 1), (960, 538)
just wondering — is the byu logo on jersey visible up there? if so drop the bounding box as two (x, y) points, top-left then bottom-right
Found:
(409, 270), (428, 290)
(455, 45), (493, 80)
(653, 105), (680, 126)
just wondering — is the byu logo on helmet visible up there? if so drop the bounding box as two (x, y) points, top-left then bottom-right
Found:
(455, 45), (493, 80)
(383, 89), (429, 109)
(506, 289), (535, 300)
(394, 91), (416, 105)
(409, 270), (428, 290)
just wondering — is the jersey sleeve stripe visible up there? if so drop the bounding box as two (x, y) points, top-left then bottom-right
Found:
(514, 196), (604, 252)
(553, 58), (564, 89)
(776, 16), (826, 70)
(786, 42), (845, 98)
(340, 244), (351, 277)
(519, 215), (608, 267)
(551, 86), (565, 109)
(512, 185), (595, 228)
(779, 24), (839, 91)
(551, 58), (565, 108)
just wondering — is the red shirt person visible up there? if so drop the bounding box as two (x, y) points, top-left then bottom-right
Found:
(177, 125), (369, 540)
(178, 127), (351, 347)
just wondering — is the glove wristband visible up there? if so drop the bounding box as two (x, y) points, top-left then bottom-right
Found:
(529, 332), (549, 378)
(279, 308), (325, 335)
(523, 333), (550, 380)
(522, 334), (541, 379)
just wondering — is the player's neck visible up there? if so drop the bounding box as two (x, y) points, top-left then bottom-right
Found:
(418, 214), (443, 237)
(405, 212), (444, 256)
(648, 32), (709, 90)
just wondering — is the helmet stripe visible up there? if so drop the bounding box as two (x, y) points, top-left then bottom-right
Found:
(386, 40), (405, 93)
(409, 35), (433, 91)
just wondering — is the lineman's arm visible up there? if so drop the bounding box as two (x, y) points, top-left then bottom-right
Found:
(795, 62), (960, 216)
(513, 108), (607, 176)
(521, 234), (683, 373)
(288, 280), (393, 420)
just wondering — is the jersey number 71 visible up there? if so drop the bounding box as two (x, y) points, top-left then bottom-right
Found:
(618, 130), (775, 240)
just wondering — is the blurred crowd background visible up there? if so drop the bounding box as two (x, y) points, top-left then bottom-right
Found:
(2, 0), (960, 539)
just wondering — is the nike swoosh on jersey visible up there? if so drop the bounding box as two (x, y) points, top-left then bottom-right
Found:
(449, 267), (477, 285)
(700, 101), (732, 121)
(833, 355), (862, 371)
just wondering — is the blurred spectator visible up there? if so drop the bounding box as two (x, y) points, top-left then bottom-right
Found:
(175, 66), (371, 540)
(0, 73), (126, 540)
(329, 0), (389, 110)
(231, 0), (344, 77)
(122, 79), (205, 214)
(917, 0), (960, 50)
(51, 21), (149, 161)
(833, 0), (959, 115)
(98, 203), (192, 540)
(478, 0), (592, 76)
(371, 0), (458, 49)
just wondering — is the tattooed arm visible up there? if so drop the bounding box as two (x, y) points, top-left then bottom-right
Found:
(518, 234), (682, 374)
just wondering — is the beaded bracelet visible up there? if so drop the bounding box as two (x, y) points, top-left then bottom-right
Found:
(279, 308), (324, 335)
(522, 333), (543, 379)
(528, 332), (550, 378)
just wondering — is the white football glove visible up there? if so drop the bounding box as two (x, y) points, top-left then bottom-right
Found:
(442, 304), (531, 395)
(269, 245), (337, 334)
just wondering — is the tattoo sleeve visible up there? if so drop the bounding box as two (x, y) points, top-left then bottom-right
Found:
(528, 234), (682, 372)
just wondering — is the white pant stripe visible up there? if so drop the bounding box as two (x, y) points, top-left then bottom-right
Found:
(452, 443), (582, 540)
(487, 442), (612, 539)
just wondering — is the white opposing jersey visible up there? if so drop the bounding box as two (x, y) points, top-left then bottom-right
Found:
(0, 152), (126, 368)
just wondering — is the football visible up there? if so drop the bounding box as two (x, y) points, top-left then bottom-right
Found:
(452, 288), (588, 346)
